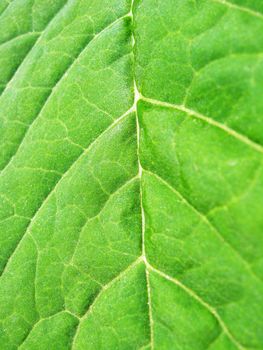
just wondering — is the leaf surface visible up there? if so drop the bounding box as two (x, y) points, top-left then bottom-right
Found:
(0, 0), (262, 349)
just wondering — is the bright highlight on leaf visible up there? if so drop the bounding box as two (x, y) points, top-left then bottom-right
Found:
(0, 0), (262, 349)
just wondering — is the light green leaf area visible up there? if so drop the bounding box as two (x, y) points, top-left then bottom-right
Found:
(0, 0), (262, 349)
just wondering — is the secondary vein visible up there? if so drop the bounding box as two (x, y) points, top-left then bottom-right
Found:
(0, 109), (133, 278)
(141, 96), (263, 155)
(146, 262), (245, 350)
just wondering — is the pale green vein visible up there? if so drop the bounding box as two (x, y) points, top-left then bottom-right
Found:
(144, 169), (263, 285)
(147, 262), (245, 350)
(140, 96), (263, 154)
(68, 175), (139, 271)
(0, 109), (133, 278)
(139, 343), (151, 350)
(132, 11), (154, 348)
(184, 53), (263, 106)
(212, 0), (263, 20)
(207, 160), (263, 216)
(29, 234), (40, 321)
(0, 0), (14, 18)
(0, 12), (130, 175)
(0, 0), (69, 98)
(71, 257), (143, 349)
(18, 310), (79, 349)
(136, 89), (154, 349)
(0, 31), (40, 48)
(13, 165), (63, 176)
(137, 112), (154, 350)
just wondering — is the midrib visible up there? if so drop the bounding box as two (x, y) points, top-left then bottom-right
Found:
(130, 0), (155, 348)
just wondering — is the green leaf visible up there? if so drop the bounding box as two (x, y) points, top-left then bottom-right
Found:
(0, 0), (262, 349)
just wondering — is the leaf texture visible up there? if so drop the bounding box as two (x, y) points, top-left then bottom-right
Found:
(0, 0), (263, 349)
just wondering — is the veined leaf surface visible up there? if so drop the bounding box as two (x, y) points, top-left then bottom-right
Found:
(0, 0), (262, 349)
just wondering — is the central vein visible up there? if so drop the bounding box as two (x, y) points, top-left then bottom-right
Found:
(130, 1), (155, 348)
